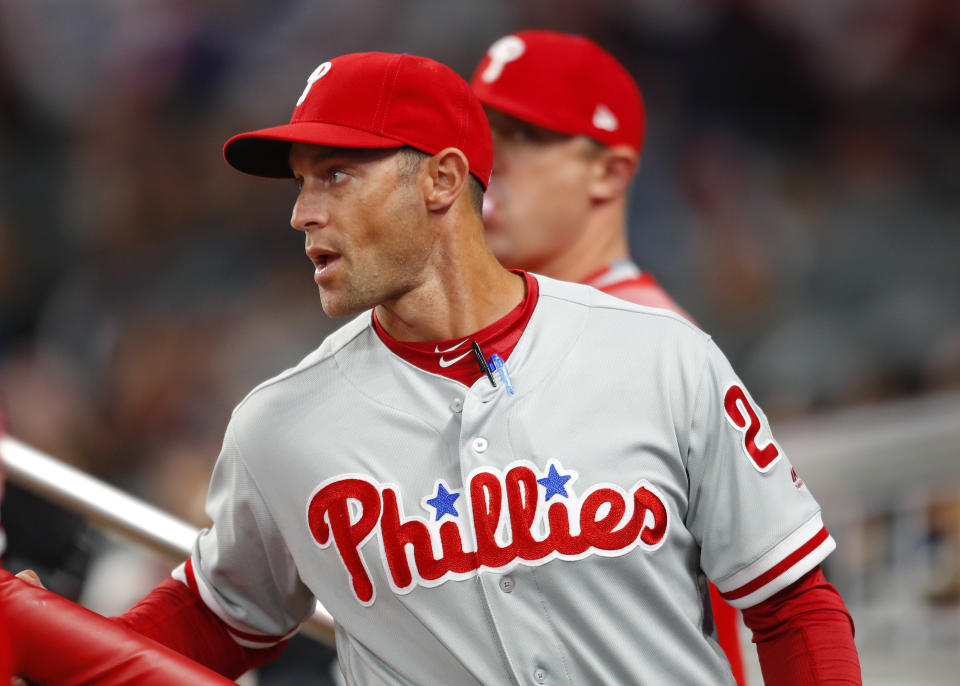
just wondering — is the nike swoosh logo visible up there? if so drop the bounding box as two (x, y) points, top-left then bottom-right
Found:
(438, 351), (472, 368)
(434, 339), (468, 354)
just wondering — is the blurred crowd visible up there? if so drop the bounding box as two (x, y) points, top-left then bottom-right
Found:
(0, 0), (958, 680)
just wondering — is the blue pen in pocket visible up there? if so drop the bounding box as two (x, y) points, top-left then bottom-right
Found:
(488, 354), (515, 395)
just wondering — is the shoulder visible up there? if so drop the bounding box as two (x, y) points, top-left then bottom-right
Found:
(230, 311), (372, 418)
(535, 273), (705, 341)
(531, 273), (714, 388)
(600, 276), (694, 323)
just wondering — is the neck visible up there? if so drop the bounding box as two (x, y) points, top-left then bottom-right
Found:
(534, 199), (630, 284)
(376, 212), (526, 342)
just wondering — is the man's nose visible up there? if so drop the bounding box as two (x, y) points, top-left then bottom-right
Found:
(290, 190), (329, 232)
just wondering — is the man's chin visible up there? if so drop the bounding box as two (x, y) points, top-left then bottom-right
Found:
(320, 304), (365, 319)
(318, 293), (366, 319)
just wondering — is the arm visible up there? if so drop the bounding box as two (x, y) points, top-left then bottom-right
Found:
(127, 419), (315, 675)
(742, 566), (862, 685)
(681, 339), (860, 683)
(114, 575), (288, 679)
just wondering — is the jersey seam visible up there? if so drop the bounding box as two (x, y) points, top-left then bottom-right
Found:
(219, 426), (312, 633)
(798, 622), (821, 683)
(330, 332), (447, 437)
(473, 579), (525, 686)
(529, 567), (576, 686)
(536, 286), (705, 337)
(686, 342), (712, 465)
(232, 315), (370, 414)
(373, 334), (473, 388)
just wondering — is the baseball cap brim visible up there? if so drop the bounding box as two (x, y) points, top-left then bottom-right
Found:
(223, 122), (404, 178)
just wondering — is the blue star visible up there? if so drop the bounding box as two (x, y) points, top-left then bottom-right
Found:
(426, 483), (460, 521)
(538, 464), (572, 501)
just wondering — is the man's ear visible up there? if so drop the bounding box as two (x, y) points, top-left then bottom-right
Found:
(587, 145), (638, 203)
(424, 147), (471, 212)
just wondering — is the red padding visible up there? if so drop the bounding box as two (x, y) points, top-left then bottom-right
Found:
(0, 570), (237, 685)
(0, 603), (11, 684)
(115, 576), (288, 677)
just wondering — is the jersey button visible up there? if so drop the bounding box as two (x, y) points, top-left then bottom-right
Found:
(472, 437), (488, 453)
(450, 398), (464, 413)
(499, 576), (515, 593)
(534, 667), (547, 683)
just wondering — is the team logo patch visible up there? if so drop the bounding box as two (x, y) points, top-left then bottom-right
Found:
(481, 35), (525, 83)
(306, 461), (669, 605)
(296, 61), (332, 107)
(791, 467), (805, 489)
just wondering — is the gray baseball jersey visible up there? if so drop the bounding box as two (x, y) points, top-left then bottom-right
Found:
(173, 274), (834, 685)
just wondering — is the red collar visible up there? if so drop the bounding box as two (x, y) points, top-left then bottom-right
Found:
(372, 272), (538, 386)
(582, 264), (613, 285)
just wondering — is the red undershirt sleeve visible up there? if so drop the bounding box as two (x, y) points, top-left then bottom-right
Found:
(112, 578), (288, 679)
(741, 565), (862, 685)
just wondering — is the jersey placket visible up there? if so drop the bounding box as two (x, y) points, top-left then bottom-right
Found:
(457, 378), (571, 686)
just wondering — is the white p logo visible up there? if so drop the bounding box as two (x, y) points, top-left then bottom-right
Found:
(296, 61), (332, 107)
(480, 35), (525, 84)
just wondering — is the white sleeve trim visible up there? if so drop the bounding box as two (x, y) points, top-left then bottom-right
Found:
(185, 555), (299, 647)
(715, 511), (836, 609)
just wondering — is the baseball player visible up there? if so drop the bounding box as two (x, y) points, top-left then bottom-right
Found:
(12, 52), (860, 685)
(472, 30), (690, 320)
(469, 30), (744, 680)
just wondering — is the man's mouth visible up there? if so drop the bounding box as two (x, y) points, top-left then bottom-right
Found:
(307, 248), (341, 279)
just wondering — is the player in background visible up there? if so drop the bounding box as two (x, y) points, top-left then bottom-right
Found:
(10, 51), (861, 686)
(472, 30), (690, 319)
(471, 30), (745, 682)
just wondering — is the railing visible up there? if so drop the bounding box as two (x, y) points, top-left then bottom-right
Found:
(0, 435), (336, 645)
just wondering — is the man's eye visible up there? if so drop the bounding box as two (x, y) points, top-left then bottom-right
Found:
(293, 177), (304, 191)
(511, 127), (533, 142)
(329, 169), (347, 183)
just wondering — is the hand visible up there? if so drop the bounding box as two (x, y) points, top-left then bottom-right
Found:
(13, 570), (43, 589)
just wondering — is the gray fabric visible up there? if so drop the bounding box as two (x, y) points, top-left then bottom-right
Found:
(186, 274), (833, 685)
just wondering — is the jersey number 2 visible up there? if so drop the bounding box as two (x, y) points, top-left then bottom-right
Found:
(723, 385), (780, 472)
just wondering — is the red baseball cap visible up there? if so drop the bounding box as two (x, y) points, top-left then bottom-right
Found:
(224, 52), (493, 188)
(470, 30), (645, 153)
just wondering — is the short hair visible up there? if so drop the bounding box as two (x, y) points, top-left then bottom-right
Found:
(396, 146), (484, 214)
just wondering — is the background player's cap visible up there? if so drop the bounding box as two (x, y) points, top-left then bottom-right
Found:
(224, 52), (493, 188)
(470, 30), (645, 153)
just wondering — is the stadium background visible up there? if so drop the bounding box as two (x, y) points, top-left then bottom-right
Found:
(1, 1), (958, 683)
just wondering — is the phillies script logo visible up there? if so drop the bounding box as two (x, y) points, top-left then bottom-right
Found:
(306, 461), (669, 605)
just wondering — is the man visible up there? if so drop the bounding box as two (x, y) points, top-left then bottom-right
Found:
(469, 29), (751, 678)
(472, 30), (690, 319)
(12, 51), (860, 685)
